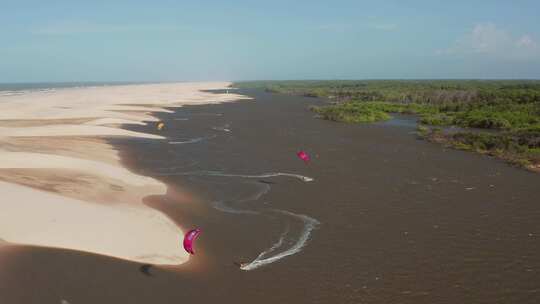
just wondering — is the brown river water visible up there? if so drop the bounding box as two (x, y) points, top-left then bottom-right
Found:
(1, 89), (539, 304)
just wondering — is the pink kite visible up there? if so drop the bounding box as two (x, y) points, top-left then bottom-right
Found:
(296, 150), (310, 163)
(183, 228), (202, 255)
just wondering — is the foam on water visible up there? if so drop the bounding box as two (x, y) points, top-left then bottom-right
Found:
(157, 171), (314, 182)
(210, 182), (271, 214)
(240, 210), (320, 271)
(168, 135), (216, 145)
(153, 170), (314, 182)
(169, 138), (205, 145)
(212, 124), (232, 132)
(238, 182), (271, 202)
(0, 91), (25, 97)
(211, 201), (260, 215)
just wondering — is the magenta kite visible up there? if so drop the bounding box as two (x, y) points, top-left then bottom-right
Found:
(296, 150), (310, 163)
(183, 228), (202, 255)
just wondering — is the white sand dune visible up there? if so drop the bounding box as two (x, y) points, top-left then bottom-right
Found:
(0, 152), (163, 187)
(0, 181), (181, 265)
(0, 82), (249, 265)
(0, 125), (164, 139)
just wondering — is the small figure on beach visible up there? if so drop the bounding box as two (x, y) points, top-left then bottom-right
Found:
(140, 264), (154, 277)
(157, 121), (165, 131)
(183, 228), (202, 254)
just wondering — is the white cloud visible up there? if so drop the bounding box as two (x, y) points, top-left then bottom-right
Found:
(517, 35), (536, 48)
(439, 23), (539, 60)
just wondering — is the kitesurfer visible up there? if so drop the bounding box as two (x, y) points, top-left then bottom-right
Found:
(234, 261), (248, 268)
(157, 122), (165, 131)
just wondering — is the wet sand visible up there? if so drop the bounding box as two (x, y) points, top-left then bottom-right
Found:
(2, 89), (540, 303)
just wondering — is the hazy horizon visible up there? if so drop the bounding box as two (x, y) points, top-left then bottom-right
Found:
(1, 78), (540, 86)
(2, 77), (540, 87)
(2, 0), (539, 82)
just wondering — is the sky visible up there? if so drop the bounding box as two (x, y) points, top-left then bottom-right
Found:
(1, 0), (539, 82)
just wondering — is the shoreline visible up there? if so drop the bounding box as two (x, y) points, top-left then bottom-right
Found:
(0, 81), (249, 265)
(1, 88), (539, 303)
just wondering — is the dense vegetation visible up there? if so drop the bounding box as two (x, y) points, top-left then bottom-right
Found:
(419, 127), (540, 169)
(235, 80), (540, 171)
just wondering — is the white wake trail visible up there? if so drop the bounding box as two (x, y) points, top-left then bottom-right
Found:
(211, 201), (260, 215)
(155, 171), (314, 182)
(240, 210), (320, 271)
(210, 182), (271, 215)
(168, 135), (216, 145)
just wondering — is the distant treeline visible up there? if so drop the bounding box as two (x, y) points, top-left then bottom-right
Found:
(236, 80), (540, 106)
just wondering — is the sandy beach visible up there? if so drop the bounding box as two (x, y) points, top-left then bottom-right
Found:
(0, 82), (248, 265)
